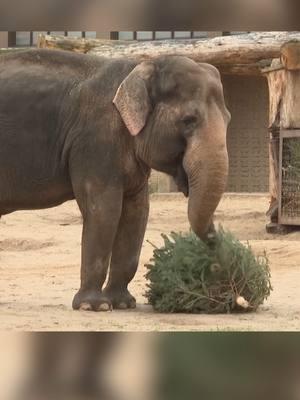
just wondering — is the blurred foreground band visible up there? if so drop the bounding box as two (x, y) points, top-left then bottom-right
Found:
(0, 0), (300, 30)
(1, 333), (299, 400)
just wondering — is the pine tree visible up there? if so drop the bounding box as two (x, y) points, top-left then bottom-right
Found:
(145, 227), (272, 314)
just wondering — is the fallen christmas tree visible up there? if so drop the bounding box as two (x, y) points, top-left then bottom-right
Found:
(145, 227), (272, 314)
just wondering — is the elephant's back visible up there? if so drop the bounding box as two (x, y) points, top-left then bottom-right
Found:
(0, 49), (136, 142)
(0, 48), (106, 78)
(0, 51), (73, 135)
(0, 48), (133, 80)
(0, 49), (89, 162)
(0, 48), (136, 110)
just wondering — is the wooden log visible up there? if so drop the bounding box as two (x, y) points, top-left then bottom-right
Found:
(281, 40), (300, 70)
(281, 71), (300, 128)
(264, 66), (300, 129)
(0, 48), (26, 55)
(37, 34), (127, 53)
(264, 64), (285, 129)
(37, 32), (300, 76)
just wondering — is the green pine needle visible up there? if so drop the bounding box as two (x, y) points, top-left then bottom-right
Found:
(145, 227), (272, 314)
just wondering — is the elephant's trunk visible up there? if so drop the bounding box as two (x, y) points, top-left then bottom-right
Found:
(183, 112), (229, 240)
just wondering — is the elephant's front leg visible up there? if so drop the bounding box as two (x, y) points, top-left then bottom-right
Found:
(72, 187), (123, 312)
(103, 185), (149, 309)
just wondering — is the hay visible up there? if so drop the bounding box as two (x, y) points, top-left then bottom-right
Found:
(145, 227), (272, 314)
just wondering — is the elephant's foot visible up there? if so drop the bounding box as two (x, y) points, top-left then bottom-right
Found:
(72, 289), (112, 312)
(102, 286), (136, 310)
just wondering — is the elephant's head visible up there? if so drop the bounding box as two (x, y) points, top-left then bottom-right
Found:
(113, 56), (230, 239)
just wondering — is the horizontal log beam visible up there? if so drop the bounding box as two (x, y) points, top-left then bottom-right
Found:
(38, 32), (300, 75)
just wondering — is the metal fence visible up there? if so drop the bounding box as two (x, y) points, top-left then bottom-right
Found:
(8, 31), (249, 47)
(279, 130), (300, 225)
(9, 32), (97, 47)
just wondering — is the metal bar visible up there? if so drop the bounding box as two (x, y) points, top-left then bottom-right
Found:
(278, 131), (283, 224)
(133, 31), (137, 40)
(30, 31), (34, 46)
(7, 32), (17, 47)
(110, 32), (119, 40)
(171, 31), (175, 39)
(81, 31), (86, 38)
(64, 31), (68, 37)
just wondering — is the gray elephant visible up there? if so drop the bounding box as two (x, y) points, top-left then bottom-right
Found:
(0, 49), (230, 311)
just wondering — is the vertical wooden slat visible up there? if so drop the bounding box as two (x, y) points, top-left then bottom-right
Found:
(278, 132), (283, 224)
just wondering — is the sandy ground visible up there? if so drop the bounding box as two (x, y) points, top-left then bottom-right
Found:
(0, 193), (300, 331)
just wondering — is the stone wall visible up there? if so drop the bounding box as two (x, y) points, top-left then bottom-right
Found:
(149, 171), (177, 193)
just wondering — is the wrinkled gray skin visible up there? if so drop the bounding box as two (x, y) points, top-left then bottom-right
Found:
(0, 49), (230, 311)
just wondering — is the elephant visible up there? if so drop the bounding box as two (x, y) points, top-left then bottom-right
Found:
(0, 49), (230, 312)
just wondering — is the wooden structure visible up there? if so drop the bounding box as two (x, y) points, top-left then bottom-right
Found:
(263, 41), (300, 229)
(35, 33), (300, 226)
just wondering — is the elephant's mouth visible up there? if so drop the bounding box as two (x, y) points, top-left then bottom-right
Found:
(174, 164), (189, 197)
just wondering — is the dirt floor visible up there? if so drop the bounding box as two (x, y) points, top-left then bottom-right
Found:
(0, 193), (299, 331)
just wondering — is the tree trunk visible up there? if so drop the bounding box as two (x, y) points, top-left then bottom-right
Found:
(37, 32), (300, 76)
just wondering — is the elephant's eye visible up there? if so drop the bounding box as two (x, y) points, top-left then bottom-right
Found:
(182, 115), (198, 127)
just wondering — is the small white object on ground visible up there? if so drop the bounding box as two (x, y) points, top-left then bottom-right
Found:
(236, 296), (249, 309)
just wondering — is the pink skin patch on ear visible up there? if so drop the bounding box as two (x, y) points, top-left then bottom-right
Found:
(113, 83), (147, 136)
(112, 62), (154, 137)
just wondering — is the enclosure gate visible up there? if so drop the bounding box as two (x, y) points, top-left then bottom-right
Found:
(279, 130), (300, 225)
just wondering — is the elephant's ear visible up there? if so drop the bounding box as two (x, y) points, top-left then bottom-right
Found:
(113, 62), (154, 136)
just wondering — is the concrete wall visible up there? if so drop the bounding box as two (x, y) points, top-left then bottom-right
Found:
(149, 75), (269, 194)
(222, 75), (269, 192)
(149, 171), (177, 193)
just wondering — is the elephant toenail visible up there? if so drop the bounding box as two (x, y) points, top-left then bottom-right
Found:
(79, 303), (93, 311)
(98, 303), (111, 312)
(118, 302), (128, 309)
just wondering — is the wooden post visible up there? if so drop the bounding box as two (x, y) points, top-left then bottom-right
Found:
(263, 41), (300, 231)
